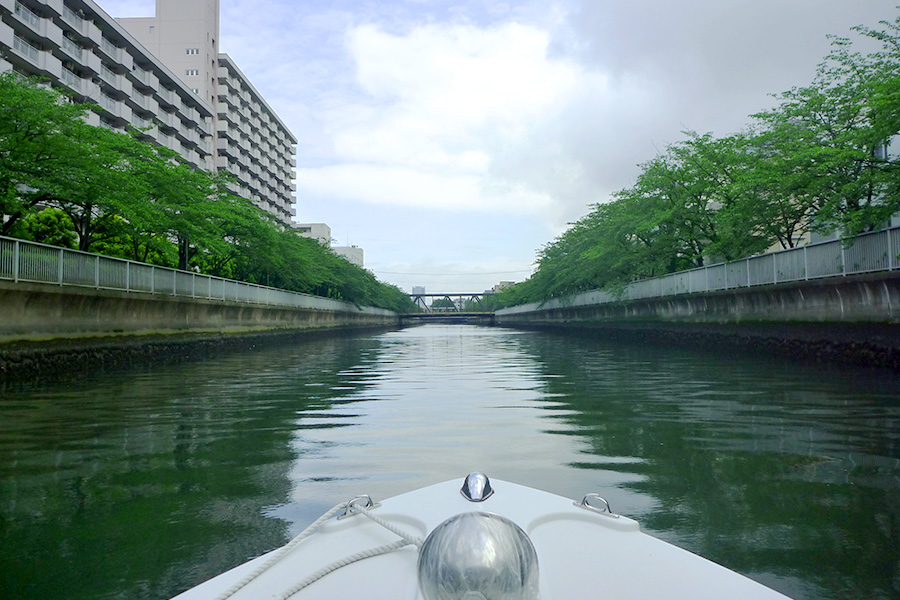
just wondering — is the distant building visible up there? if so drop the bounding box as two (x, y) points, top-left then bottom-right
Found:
(490, 281), (515, 293)
(294, 223), (332, 246)
(333, 245), (363, 267)
(412, 286), (425, 295)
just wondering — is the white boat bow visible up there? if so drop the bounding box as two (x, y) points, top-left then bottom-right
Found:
(171, 473), (792, 599)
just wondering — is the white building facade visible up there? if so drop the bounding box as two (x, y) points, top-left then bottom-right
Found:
(294, 222), (331, 246)
(333, 245), (363, 267)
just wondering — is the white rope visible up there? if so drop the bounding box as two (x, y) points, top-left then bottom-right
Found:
(353, 504), (425, 547)
(279, 539), (413, 599)
(211, 498), (425, 599)
(212, 501), (349, 600)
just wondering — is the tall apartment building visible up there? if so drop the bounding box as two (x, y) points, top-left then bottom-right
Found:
(119, 0), (297, 225)
(0, 0), (297, 226)
(1, 0), (214, 170)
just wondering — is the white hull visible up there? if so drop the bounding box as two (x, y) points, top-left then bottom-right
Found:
(171, 476), (791, 599)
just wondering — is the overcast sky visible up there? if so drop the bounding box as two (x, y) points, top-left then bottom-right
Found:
(102, 0), (899, 293)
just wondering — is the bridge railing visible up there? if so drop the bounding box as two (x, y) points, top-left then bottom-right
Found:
(0, 235), (393, 315)
(498, 225), (900, 314)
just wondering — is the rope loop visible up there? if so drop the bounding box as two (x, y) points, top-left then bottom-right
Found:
(212, 496), (424, 599)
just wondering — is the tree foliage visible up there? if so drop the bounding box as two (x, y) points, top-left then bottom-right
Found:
(0, 72), (414, 313)
(497, 11), (900, 307)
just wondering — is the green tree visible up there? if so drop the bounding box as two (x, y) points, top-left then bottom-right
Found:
(0, 72), (95, 234)
(753, 15), (900, 236)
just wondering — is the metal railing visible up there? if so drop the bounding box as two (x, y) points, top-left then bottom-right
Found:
(62, 5), (83, 28)
(15, 2), (42, 28)
(0, 235), (392, 315)
(61, 66), (80, 88)
(61, 35), (82, 59)
(13, 36), (40, 63)
(497, 225), (900, 315)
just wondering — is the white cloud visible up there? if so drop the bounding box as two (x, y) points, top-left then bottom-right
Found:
(297, 20), (583, 221)
(296, 163), (554, 214)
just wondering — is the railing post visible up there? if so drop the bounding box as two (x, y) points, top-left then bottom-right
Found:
(841, 244), (847, 276)
(803, 246), (808, 280)
(150, 266), (155, 293)
(746, 259), (750, 288)
(12, 240), (19, 282)
(191, 273), (196, 298)
(773, 255), (777, 284)
(888, 227), (894, 270)
(58, 248), (64, 285)
(95, 255), (100, 288)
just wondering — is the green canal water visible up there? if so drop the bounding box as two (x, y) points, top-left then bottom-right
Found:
(1, 324), (899, 599)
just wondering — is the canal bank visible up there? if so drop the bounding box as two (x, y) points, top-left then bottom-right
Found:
(0, 280), (400, 381)
(495, 272), (900, 369)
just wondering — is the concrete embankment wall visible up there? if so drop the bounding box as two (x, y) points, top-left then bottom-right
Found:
(495, 273), (900, 368)
(0, 281), (399, 380)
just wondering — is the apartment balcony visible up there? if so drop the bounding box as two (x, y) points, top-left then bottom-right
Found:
(40, 0), (64, 18)
(128, 66), (158, 93)
(176, 124), (199, 146)
(161, 90), (182, 113)
(59, 65), (81, 92)
(60, 4), (84, 31)
(156, 86), (178, 109)
(14, 2), (64, 48)
(132, 115), (158, 140)
(59, 33), (82, 61)
(156, 110), (177, 131)
(216, 138), (238, 160)
(215, 118), (228, 135)
(216, 100), (231, 115)
(79, 49), (102, 75)
(181, 105), (199, 126)
(11, 33), (39, 63)
(97, 93), (125, 121)
(60, 8), (102, 49)
(220, 109), (240, 128)
(128, 91), (156, 115)
(10, 33), (63, 80)
(98, 62), (118, 86)
(197, 114), (212, 135)
(97, 35), (127, 69)
(183, 148), (200, 166)
(1, 21), (17, 49)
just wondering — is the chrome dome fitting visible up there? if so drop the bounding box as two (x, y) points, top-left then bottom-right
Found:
(461, 472), (494, 502)
(417, 512), (540, 600)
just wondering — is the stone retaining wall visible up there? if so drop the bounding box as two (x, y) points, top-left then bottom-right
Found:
(495, 273), (900, 369)
(0, 281), (399, 381)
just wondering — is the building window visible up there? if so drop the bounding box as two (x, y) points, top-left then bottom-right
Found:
(186, 48), (199, 55)
(185, 69), (199, 76)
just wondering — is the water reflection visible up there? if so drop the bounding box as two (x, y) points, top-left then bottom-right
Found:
(510, 331), (900, 599)
(0, 325), (898, 600)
